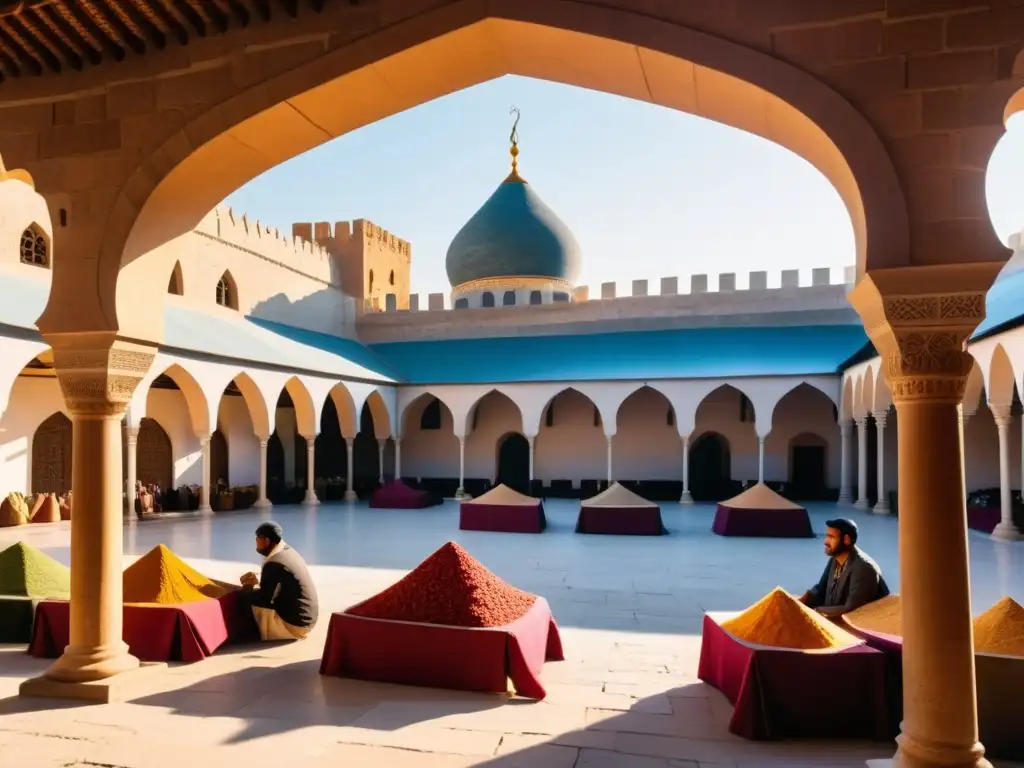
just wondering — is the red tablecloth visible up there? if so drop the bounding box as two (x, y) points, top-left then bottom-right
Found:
(966, 505), (1000, 534)
(319, 597), (564, 699)
(846, 624), (1024, 760)
(697, 614), (890, 740)
(459, 502), (546, 533)
(28, 589), (257, 662)
(711, 504), (814, 538)
(369, 480), (442, 509)
(575, 506), (665, 535)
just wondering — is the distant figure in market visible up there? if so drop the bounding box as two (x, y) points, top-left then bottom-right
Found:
(241, 521), (319, 641)
(799, 518), (889, 619)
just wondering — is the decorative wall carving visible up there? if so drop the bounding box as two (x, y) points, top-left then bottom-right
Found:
(136, 418), (172, 489)
(32, 412), (72, 494)
(50, 343), (156, 416)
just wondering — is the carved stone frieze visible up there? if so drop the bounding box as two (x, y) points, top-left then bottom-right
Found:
(46, 336), (156, 417)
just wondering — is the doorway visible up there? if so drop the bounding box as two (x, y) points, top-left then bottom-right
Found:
(496, 433), (530, 494)
(790, 435), (827, 500)
(689, 432), (730, 501)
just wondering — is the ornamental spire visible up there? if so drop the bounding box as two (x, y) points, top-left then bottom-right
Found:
(505, 105), (525, 183)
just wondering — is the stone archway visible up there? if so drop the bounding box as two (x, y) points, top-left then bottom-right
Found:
(496, 432), (531, 494)
(32, 412), (72, 495)
(689, 432), (730, 502)
(136, 418), (172, 491)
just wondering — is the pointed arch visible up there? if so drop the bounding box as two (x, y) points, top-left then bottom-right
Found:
(19, 223), (49, 268)
(694, 383), (756, 431)
(615, 384), (675, 432)
(861, 365), (877, 416)
(167, 260), (184, 295)
(534, 387), (604, 436)
(327, 382), (358, 438)
(398, 390), (455, 437)
(840, 374), (855, 422)
(963, 361), (984, 416)
(221, 372), (271, 439)
(987, 343), (1017, 408)
(148, 363), (211, 437)
(770, 382), (839, 429)
(282, 376), (317, 438)
(464, 388), (524, 436)
(215, 270), (238, 309)
(363, 388), (392, 438)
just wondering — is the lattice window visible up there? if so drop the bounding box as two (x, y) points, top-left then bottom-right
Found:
(20, 228), (47, 267)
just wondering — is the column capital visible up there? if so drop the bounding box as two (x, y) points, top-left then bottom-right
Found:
(874, 411), (888, 428)
(44, 333), (156, 418)
(990, 403), (1012, 428)
(258, 438), (269, 448)
(849, 264), (1000, 406)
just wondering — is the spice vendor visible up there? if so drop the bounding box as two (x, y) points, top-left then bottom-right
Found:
(241, 521), (320, 641)
(799, 518), (889, 619)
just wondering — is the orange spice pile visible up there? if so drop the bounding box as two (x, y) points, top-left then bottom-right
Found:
(123, 544), (228, 605)
(720, 587), (858, 650)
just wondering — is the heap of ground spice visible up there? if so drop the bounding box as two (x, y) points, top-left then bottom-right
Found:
(346, 541), (537, 627)
(844, 595), (902, 636)
(973, 596), (1024, 657)
(123, 544), (228, 605)
(720, 587), (858, 650)
(0, 541), (70, 598)
(0, 492), (28, 527)
(30, 494), (61, 524)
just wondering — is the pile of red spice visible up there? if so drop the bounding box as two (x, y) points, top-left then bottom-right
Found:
(346, 541), (537, 627)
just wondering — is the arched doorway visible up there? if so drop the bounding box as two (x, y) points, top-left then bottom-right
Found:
(211, 429), (229, 488)
(496, 433), (530, 494)
(267, 432), (285, 498)
(689, 432), (730, 501)
(789, 433), (828, 500)
(137, 418), (173, 490)
(32, 412), (73, 495)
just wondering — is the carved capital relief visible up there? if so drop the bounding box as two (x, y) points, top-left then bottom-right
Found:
(47, 336), (156, 417)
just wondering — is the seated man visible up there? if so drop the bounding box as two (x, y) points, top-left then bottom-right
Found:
(241, 521), (319, 641)
(799, 518), (889, 619)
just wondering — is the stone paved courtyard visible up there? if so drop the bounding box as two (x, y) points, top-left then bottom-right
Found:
(1, 500), (1022, 767)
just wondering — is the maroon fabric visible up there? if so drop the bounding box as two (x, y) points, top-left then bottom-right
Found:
(697, 615), (890, 741)
(711, 504), (814, 538)
(575, 506), (665, 535)
(369, 480), (441, 509)
(967, 505), (1000, 534)
(28, 589), (256, 663)
(319, 597), (564, 700)
(459, 501), (546, 533)
(848, 625), (1024, 760)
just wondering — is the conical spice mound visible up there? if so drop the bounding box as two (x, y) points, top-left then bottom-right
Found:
(0, 541), (70, 598)
(973, 596), (1024, 657)
(720, 587), (859, 650)
(123, 544), (228, 605)
(844, 594), (902, 636)
(347, 541), (537, 627)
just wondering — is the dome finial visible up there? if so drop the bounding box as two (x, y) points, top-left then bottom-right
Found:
(506, 105), (525, 183)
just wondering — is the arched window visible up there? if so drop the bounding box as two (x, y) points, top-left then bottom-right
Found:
(215, 272), (237, 309)
(481, 292), (495, 308)
(529, 290), (542, 305)
(20, 227), (48, 267)
(389, 270), (395, 286)
(503, 291), (516, 306)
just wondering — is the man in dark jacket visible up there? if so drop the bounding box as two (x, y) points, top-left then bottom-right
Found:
(241, 521), (319, 640)
(799, 518), (889, 619)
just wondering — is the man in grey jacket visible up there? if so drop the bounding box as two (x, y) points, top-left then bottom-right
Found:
(799, 518), (889, 619)
(240, 521), (319, 641)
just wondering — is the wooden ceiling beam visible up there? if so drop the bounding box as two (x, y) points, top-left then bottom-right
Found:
(225, 0), (249, 26)
(171, 0), (206, 37)
(199, 0), (228, 34)
(41, 4), (102, 66)
(5, 14), (62, 72)
(0, 42), (21, 78)
(67, 2), (126, 62)
(253, 0), (271, 22)
(112, 0), (167, 50)
(0, 23), (42, 75)
(147, 1), (189, 45)
(93, 1), (147, 56)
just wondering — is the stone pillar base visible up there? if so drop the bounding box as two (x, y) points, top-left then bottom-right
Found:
(837, 491), (852, 505)
(454, 488), (471, 501)
(679, 490), (693, 505)
(854, 499), (869, 510)
(45, 641), (140, 684)
(872, 502), (891, 516)
(22, 661), (168, 703)
(303, 491), (320, 506)
(254, 498), (272, 509)
(991, 521), (1022, 540)
(198, 505), (213, 516)
(344, 490), (357, 501)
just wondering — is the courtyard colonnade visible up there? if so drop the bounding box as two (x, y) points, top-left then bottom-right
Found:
(0, 1), (1022, 767)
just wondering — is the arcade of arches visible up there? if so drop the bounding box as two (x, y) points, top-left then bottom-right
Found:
(1, 2), (1023, 766)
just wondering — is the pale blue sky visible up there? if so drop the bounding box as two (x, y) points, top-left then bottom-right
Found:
(226, 75), (1023, 298)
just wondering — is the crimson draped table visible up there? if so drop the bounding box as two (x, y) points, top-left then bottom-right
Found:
(320, 597), (564, 700)
(844, 623), (1024, 760)
(711, 505), (813, 537)
(697, 614), (890, 741)
(459, 485), (547, 533)
(370, 480), (442, 509)
(966, 505), (1000, 534)
(29, 589), (258, 662)
(575, 506), (665, 535)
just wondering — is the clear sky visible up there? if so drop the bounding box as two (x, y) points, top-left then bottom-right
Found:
(226, 75), (1023, 299)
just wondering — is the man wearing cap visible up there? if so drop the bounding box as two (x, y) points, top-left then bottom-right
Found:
(799, 518), (889, 619)
(240, 521), (319, 641)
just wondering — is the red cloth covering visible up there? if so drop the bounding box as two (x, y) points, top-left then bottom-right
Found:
(320, 597), (564, 699)
(369, 480), (442, 509)
(459, 501), (546, 533)
(967, 505), (1001, 534)
(697, 614), (890, 741)
(28, 589), (258, 662)
(575, 507), (665, 535)
(711, 505), (814, 538)
(846, 624), (1024, 760)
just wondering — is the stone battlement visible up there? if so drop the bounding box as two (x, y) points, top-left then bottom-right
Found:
(292, 218), (411, 259)
(363, 266), (856, 312)
(196, 205), (334, 285)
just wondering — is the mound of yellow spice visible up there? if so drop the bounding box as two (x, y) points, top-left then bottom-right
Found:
(720, 587), (859, 650)
(844, 595), (902, 636)
(123, 544), (228, 605)
(973, 596), (1024, 657)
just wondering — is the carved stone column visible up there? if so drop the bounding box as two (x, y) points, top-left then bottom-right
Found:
(124, 425), (139, 520)
(39, 337), (155, 685)
(606, 436), (613, 484)
(394, 437), (402, 480)
(455, 436), (470, 500)
(303, 437), (318, 505)
(873, 411), (890, 514)
(527, 434), (535, 482)
(757, 435), (766, 484)
(680, 433), (693, 504)
(377, 439), (386, 483)
(855, 416), (869, 508)
(850, 264), (1000, 768)
(198, 435), (213, 514)
(990, 406), (1021, 540)
(838, 420), (853, 504)
(255, 439), (271, 508)
(344, 437), (356, 501)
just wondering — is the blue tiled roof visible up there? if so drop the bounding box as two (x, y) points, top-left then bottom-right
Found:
(974, 267), (1024, 339)
(369, 324), (871, 384)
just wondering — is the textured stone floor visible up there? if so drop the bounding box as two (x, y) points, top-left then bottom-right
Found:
(1, 499), (1022, 767)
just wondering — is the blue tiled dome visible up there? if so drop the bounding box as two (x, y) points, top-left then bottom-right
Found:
(446, 176), (582, 289)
